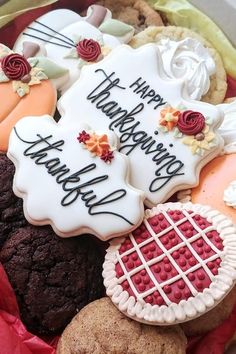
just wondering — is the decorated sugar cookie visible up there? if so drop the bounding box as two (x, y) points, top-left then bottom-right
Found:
(187, 100), (236, 223)
(7, 115), (144, 240)
(103, 202), (236, 325)
(58, 44), (223, 206)
(0, 43), (68, 152)
(13, 5), (134, 93)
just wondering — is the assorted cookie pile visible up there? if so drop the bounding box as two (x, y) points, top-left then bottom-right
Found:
(1, 1), (236, 353)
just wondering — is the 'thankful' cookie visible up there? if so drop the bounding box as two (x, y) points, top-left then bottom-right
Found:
(7, 116), (144, 240)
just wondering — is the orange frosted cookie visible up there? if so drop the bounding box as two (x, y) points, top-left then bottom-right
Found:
(0, 43), (68, 152)
(190, 100), (236, 223)
(191, 154), (236, 224)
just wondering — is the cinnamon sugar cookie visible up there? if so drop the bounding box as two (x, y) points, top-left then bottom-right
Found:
(129, 26), (227, 104)
(57, 297), (187, 354)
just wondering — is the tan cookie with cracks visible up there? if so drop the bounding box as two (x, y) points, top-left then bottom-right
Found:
(57, 297), (187, 354)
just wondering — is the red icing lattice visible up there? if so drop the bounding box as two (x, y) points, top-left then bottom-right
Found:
(115, 209), (223, 306)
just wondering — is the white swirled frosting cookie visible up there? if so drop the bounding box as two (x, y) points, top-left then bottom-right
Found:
(103, 202), (236, 325)
(7, 115), (144, 240)
(58, 44), (223, 207)
(13, 5), (134, 94)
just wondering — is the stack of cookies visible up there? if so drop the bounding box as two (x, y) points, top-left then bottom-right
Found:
(1, 1), (236, 353)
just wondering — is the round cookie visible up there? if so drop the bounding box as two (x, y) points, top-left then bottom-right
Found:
(57, 297), (187, 354)
(0, 226), (105, 335)
(95, 0), (164, 32)
(129, 26), (227, 104)
(103, 202), (236, 325)
(181, 285), (236, 336)
(0, 153), (27, 248)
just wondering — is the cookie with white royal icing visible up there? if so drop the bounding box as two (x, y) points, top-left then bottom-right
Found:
(7, 115), (144, 240)
(103, 202), (236, 325)
(58, 44), (224, 207)
(13, 5), (134, 94)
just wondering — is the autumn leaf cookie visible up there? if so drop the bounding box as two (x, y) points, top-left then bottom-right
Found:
(58, 44), (223, 206)
(7, 115), (144, 240)
(103, 202), (236, 325)
(13, 5), (134, 94)
(0, 43), (68, 152)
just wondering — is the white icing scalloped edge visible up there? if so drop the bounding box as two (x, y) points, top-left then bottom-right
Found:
(103, 202), (236, 325)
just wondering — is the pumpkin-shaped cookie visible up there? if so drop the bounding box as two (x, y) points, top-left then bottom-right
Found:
(0, 43), (68, 152)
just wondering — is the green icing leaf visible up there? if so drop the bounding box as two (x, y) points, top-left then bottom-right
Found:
(35, 70), (48, 81)
(64, 48), (78, 59)
(205, 116), (213, 125)
(99, 19), (134, 37)
(28, 56), (68, 79)
(0, 70), (9, 82)
(78, 59), (87, 69)
(17, 87), (27, 97)
(147, 0), (236, 79)
(28, 57), (39, 68)
(0, 43), (12, 58)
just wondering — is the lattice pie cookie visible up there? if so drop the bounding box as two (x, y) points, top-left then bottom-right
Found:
(103, 202), (236, 325)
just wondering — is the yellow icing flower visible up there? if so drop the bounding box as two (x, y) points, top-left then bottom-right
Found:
(101, 46), (112, 57)
(12, 81), (30, 97)
(85, 133), (110, 156)
(12, 67), (48, 97)
(182, 125), (215, 155)
(159, 107), (180, 131)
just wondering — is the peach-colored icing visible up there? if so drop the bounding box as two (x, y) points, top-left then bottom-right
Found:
(0, 80), (56, 152)
(191, 154), (236, 223)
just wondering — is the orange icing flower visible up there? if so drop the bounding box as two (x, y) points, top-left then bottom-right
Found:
(159, 107), (180, 131)
(85, 133), (110, 156)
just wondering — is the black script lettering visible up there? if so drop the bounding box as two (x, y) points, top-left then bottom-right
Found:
(86, 70), (185, 193)
(129, 76), (167, 109)
(13, 128), (132, 225)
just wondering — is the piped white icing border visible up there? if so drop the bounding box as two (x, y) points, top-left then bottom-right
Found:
(103, 202), (236, 325)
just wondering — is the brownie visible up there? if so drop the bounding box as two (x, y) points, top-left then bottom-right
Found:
(0, 154), (27, 247)
(0, 225), (105, 335)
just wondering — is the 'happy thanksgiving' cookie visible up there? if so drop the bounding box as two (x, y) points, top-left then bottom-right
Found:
(58, 44), (224, 206)
(7, 115), (144, 240)
(103, 202), (236, 325)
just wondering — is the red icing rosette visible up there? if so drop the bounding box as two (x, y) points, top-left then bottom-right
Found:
(103, 202), (236, 325)
(1, 53), (31, 80)
(76, 38), (101, 62)
(177, 110), (205, 136)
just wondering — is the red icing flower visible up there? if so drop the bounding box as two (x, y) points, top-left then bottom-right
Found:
(1, 53), (31, 80)
(177, 110), (205, 136)
(77, 130), (90, 143)
(76, 39), (101, 62)
(100, 150), (114, 163)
